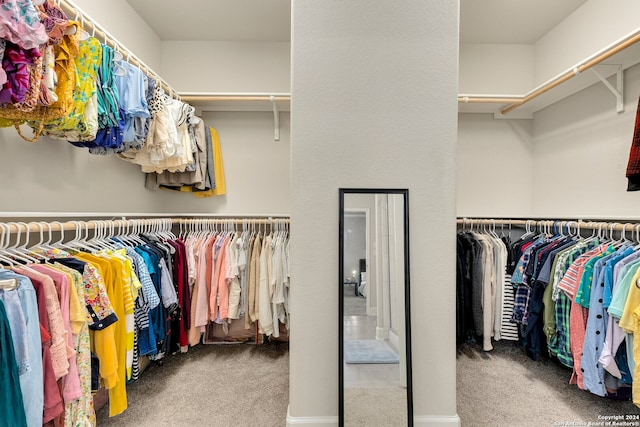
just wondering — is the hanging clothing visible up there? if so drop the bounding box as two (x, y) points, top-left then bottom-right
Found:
(0, 0), (48, 50)
(0, 299), (28, 427)
(457, 221), (640, 405)
(0, 218), (289, 423)
(626, 95), (640, 191)
(456, 230), (515, 350)
(0, 270), (43, 427)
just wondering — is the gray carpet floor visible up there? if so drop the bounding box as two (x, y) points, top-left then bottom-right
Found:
(457, 341), (640, 426)
(96, 342), (289, 426)
(344, 286), (367, 316)
(344, 386), (407, 426)
(96, 339), (640, 426)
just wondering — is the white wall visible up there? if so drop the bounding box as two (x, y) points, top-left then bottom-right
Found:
(345, 194), (378, 313)
(0, 0), (166, 215)
(161, 41), (291, 92)
(530, 61), (640, 219)
(534, 0), (640, 86)
(343, 214), (366, 282)
(456, 114), (534, 218)
(459, 44), (533, 94)
(0, 112), (290, 215)
(289, 1), (459, 425)
(71, 0), (162, 71)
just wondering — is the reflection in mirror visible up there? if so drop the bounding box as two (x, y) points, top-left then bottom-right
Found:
(339, 189), (412, 426)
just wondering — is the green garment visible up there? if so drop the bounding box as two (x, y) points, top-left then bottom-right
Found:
(0, 299), (27, 427)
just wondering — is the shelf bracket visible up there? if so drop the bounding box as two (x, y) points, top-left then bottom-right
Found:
(591, 65), (624, 113)
(270, 95), (280, 141)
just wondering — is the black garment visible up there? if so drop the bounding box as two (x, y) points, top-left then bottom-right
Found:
(456, 232), (482, 344)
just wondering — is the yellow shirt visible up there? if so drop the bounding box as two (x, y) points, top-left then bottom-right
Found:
(76, 253), (128, 416)
(44, 36), (102, 138)
(618, 267), (640, 408)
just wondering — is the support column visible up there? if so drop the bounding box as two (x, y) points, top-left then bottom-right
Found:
(289, 1), (460, 425)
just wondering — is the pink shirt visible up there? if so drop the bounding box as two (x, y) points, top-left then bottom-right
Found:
(13, 267), (65, 423)
(557, 245), (607, 389)
(31, 265), (82, 403)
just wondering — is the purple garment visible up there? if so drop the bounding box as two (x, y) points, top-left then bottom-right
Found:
(0, 42), (40, 104)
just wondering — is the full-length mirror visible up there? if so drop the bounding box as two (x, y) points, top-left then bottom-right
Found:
(339, 189), (412, 426)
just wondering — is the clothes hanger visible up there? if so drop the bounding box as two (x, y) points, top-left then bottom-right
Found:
(21, 222), (48, 261)
(33, 222), (55, 253)
(597, 222), (608, 243)
(112, 47), (127, 77)
(66, 221), (97, 252)
(163, 219), (176, 240)
(127, 220), (147, 246)
(0, 224), (19, 267)
(620, 223), (633, 247)
(580, 221), (597, 244)
(0, 277), (18, 290)
(4, 223), (39, 264)
(633, 224), (640, 249)
(11, 223), (42, 263)
(0, 228), (18, 286)
(116, 220), (135, 246)
(76, 16), (90, 41)
(49, 221), (75, 252)
(82, 222), (104, 252)
(96, 221), (114, 249)
(520, 220), (532, 240)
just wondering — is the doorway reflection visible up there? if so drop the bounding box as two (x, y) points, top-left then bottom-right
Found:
(339, 189), (412, 426)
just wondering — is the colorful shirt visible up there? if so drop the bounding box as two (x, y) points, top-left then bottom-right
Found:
(52, 263), (95, 427)
(0, 0), (48, 49)
(45, 36), (102, 140)
(552, 292), (573, 368)
(575, 245), (615, 308)
(551, 240), (596, 301)
(0, 42), (40, 104)
(55, 257), (118, 330)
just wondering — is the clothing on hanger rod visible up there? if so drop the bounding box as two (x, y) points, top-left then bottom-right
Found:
(457, 216), (640, 406)
(57, 0), (176, 99)
(0, 215), (291, 423)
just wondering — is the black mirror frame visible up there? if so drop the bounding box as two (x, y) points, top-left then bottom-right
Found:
(338, 188), (413, 426)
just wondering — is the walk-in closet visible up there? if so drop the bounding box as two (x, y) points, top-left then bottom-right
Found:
(1, 1), (640, 426)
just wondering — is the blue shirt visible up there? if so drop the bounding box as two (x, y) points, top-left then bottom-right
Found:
(581, 249), (623, 396)
(0, 269), (42, 427)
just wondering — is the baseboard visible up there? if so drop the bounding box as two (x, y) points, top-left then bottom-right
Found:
(286, 406), (338, 426)
(285, 407), (460, 426)
(376, 326), (389, 340)
(414, 414), (461, 426)
(388, 329), (400, 351)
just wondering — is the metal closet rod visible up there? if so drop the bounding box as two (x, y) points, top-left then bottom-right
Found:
(0, 217), (290, 234)
(457, 218), (640, 232)
(458, 28), (640, 114)
(58, 0), (180, 99)
(180, 93), (291, 102)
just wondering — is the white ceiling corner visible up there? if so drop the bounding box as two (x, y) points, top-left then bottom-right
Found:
(126, 0), (587, 45)
(459, 0), (589, 44)
(126, 0), (291, 42)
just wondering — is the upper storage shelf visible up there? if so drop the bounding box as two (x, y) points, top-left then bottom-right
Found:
(180, 93), (291, 113)
(459, 30), (640, 119)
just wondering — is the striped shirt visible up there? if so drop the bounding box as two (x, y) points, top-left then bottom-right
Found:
(551, 241), (597, 301)
(557, 245), (607, 299)
(500, 273), (519, 341)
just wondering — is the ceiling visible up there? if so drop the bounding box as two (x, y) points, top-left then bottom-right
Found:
(126, 0), (588, 44)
